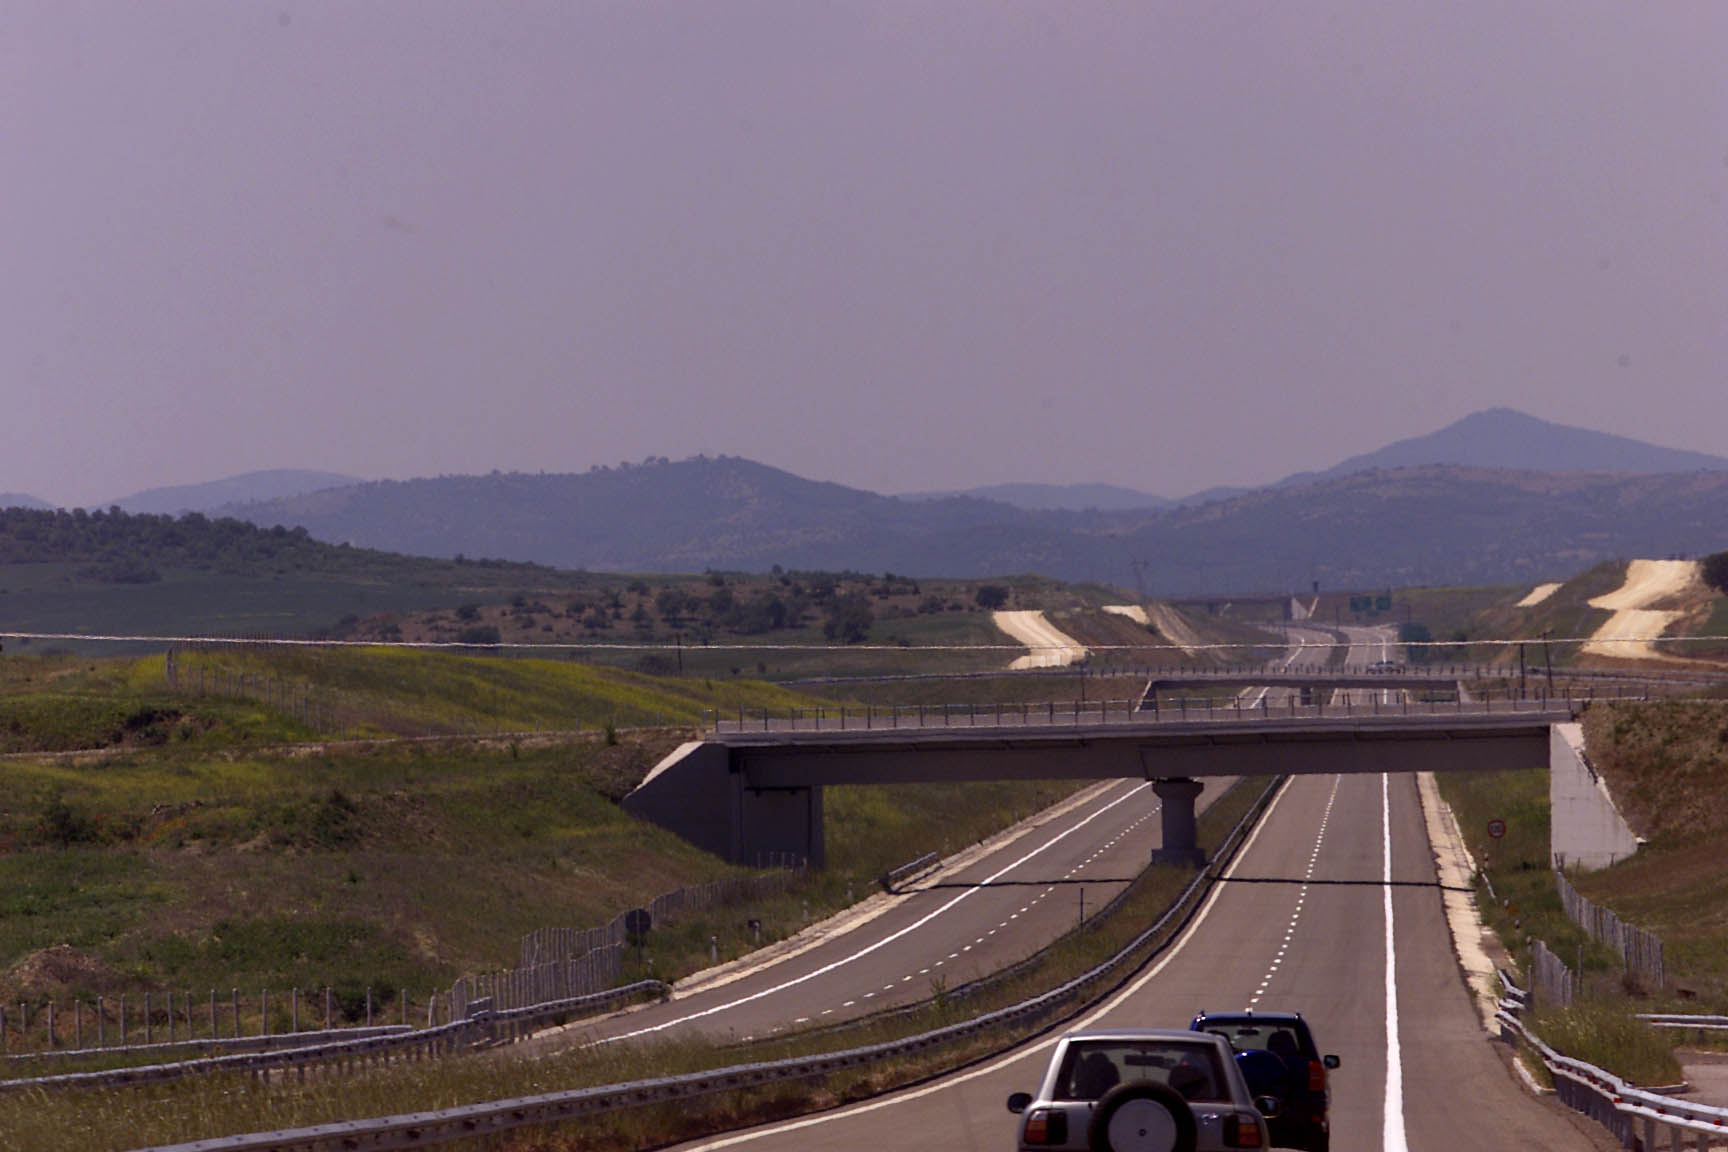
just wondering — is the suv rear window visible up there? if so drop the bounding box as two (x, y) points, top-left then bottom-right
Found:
(1195, 1019), (1317, 1063)
(1056, 1040), (1227, 1102)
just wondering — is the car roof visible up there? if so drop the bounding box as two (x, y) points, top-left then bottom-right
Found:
(1064, 1028), (1219, 1041)
(1191, 1010), (1305, 1024)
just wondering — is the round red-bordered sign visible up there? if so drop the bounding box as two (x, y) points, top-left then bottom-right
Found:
(1487, 818), (1506, 839)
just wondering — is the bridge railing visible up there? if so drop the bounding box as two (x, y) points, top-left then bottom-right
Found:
(705, 691), (1605, 735)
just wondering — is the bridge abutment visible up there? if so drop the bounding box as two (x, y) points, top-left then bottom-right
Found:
(623, 742), (825, 867)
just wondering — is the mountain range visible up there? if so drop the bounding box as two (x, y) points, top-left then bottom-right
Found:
(933, 407), (1728, 511)
(6, 410), (1726, 594)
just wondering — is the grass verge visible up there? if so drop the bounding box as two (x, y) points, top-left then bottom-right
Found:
(0, 781), (1267, 1151)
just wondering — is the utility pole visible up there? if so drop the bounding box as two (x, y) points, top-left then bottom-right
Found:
(1542, 630), (1554, 693)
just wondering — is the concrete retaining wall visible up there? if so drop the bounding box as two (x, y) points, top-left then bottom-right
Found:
(1550, 722), (1640, 871)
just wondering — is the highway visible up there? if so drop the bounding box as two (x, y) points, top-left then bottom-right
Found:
(577, 628), (1351, 1048)
(666, 771), (1612, 1152)
(570, 775), (1195, 1046)
(651, 630), (1613, 1151)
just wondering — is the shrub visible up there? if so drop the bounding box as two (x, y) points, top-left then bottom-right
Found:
(36, 794), (100, 847)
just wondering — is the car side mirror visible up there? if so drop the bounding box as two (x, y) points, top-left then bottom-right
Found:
(1324, 1054), (1340, 1069)
(1007, 1092), (1033, 1114)
(1255, 1095), (1283, 1119)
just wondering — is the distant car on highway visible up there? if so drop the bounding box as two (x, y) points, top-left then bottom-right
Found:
(1367, 660), (1405, 674)
(1006, 1028), (1274, 1151)
(1188, 1010), (1339, 1152)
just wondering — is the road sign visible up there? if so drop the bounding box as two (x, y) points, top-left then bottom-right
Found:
(1487, 818), (1506, 839)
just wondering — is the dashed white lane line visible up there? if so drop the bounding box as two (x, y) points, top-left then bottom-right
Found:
(679, 779), (1298, 1150)
(601, 782), (1154, 1042)
(824, 808), (1161, 1016)
(1246, 776), (1340, 1010)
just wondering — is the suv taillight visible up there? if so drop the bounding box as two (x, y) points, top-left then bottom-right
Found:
(1023, 1109), (1068, 1145)
(1309, 1059), (1326, 1092)
(1226, 1112), (1264, 1147)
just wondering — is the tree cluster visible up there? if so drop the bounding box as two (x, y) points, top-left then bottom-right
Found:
(1703, 551), (1728, 597)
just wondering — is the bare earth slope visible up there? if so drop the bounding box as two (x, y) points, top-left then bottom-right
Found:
(1583, 559), (1700, 660)
(991, 610), (1088, 669)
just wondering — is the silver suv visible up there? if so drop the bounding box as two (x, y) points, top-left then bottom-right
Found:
(1007, 1028), (1275, 1151)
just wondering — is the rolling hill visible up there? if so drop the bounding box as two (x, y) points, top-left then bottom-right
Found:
(207, 457), (1728, 595)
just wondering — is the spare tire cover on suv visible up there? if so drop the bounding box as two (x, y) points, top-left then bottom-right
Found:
(1086, 1081), (1198, 1152)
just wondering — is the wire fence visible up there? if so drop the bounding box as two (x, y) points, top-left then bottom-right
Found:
(1555, 868), (1666, 990)
(1, 985), (419, 1059)
(1, 858), (808, 1057)
(454, 856), (807, 1018)
(1529, 937), (1578, 1008)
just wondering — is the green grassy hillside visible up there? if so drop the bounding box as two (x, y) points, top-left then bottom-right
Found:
(0, 647), (1082, 1009)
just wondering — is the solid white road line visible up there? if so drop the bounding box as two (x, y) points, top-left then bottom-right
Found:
(601, 781), (1155, 1043)
(677, 777), (1295, 1150)
(1383, 773), (1409, 1152)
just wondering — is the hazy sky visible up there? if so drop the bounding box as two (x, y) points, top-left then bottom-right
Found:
(6, 2), (1727, 509)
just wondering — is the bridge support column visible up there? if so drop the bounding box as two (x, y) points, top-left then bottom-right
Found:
(1152, 777), (1206, 868)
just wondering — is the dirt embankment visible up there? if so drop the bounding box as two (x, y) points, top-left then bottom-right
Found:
(1516, 582), (1562, 608)
(991, 610), (1088, 669)
(1582, 560), (1701, 660)
(1144, 602), (1204, 655)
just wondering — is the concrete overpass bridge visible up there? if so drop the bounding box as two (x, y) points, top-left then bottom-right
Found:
(624, 697), (1598, 872)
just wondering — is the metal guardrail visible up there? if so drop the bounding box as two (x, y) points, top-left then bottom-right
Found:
(1498, 1009), (1728, 1149)
(883, 850), (940, 891)
(794, 777), (1285, 1049)
(1638, 1014), (1728, 1043)
(706, 692), (1593, 734)
(128, 779), (1285, 1152)
(4, 982), (668, 1096)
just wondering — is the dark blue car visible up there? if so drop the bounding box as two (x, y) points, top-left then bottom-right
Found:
(1190, 1010), (1340, 1152)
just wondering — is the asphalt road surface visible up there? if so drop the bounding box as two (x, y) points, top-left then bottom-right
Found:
(576, 625), (1336, 1049)
(667, 771), (1616, 1152)
(567, 627), (1316, 1050)
(569, 775), (1216, 1047)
